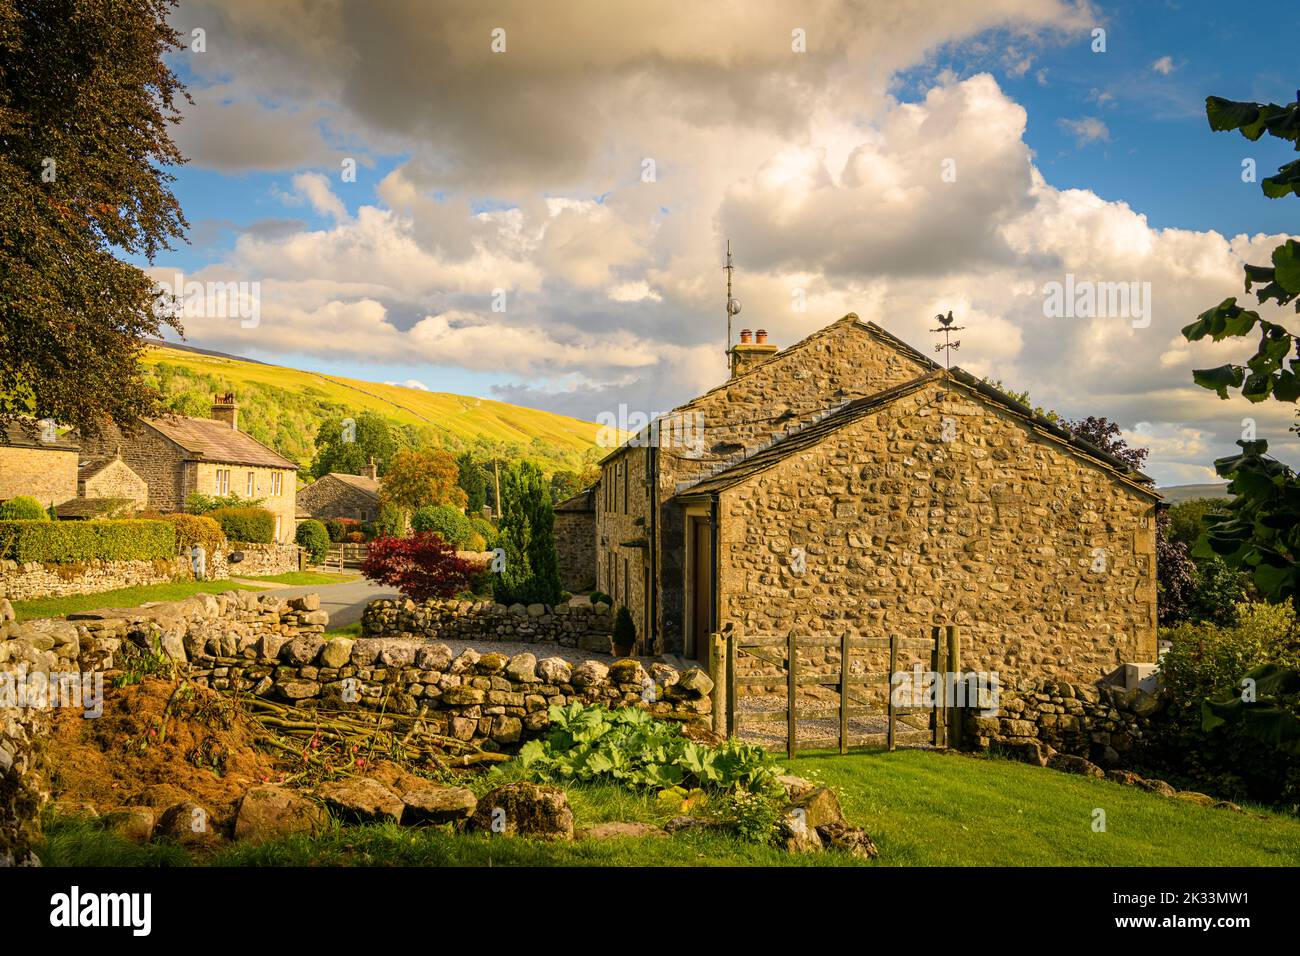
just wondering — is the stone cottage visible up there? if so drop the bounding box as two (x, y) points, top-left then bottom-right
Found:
(297, 460), (381, 522)
(553, 487), (596, 592)
(594, 314), (1159, 685)
(0, 419), (80, 506)
(77, 393), (300, 542)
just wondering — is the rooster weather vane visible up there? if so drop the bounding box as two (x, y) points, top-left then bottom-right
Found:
(930, 310), (965, 370)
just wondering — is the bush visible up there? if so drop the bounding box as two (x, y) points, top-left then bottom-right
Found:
(295, 519), (330, 562)
(613, 605), (636, 651)
(207, 506), (276, 544)
(346, 531), (364, 544)
(324, 518), (359, 543)
(0, 496), (51, 521)
(360, 532), (483, 601)
(410, 504), (472, 548)
(164, 514), (226, 557)
(375, 503), (407, 539)
(465, 531), (486, 552)
(469, 516), (497, 549)
(0, 519), (176, 562)
(186, 491), (259, 514)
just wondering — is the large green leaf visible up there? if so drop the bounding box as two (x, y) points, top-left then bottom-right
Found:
(1273, 240), (1300, 293)
(1192, 364), (1244, 398)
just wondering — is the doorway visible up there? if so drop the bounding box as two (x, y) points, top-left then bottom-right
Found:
(687, 514), (713, 662)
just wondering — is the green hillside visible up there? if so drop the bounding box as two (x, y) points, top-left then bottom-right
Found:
(140, 344), (602, 475)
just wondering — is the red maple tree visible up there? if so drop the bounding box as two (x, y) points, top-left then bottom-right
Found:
(360, 532), (482, 601)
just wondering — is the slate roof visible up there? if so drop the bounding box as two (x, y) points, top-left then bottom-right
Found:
(1, 419), (79, 451)
(675, 369), (1160, 500)
(146, 416), (299, 470)
(322, 472), (381, 497)
(555, 487), (596, 513)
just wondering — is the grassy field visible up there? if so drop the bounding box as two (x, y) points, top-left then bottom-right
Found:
(11, 580), (265, 621)
(237, 571), (360, 586)
(37, 750), (1300, 867)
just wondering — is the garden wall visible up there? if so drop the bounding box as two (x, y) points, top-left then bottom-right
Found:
(0, 543), (300, 601)
(362, 596), (615, 654)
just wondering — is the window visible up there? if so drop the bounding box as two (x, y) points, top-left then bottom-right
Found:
(216, 469), (230, 495)
(246, 472), (255, 497)
(274, 515), (282, 542)
(623, 461), (628, 514)
(270, 472), (283, 496)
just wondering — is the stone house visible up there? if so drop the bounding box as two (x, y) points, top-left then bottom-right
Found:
(594, 314), (1159, 686)
(78, 394), (300, 543)
(0, 420), (80, 507)
(297, 461), (381, 523)
(55, 453), (152, 518)
(553, 487), (596, 592)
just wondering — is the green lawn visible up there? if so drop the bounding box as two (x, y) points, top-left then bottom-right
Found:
(10, 580), (264, 622)
(239, 570), (360, 586)
(37, 750), (1300, 867)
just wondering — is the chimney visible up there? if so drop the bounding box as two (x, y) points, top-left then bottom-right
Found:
(363, 457), (378, 481)
(211, 392), (238, 430)
(728, 328), (778, 379)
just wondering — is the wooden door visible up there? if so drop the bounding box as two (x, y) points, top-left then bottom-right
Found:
(689, 515), (713, 662)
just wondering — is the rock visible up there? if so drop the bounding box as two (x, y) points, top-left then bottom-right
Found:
(234, 786), (328, 844)
(663, 815), (729, 833)
(677, 667), (714, 696)
(788, 786), (845, 829)
(288, 594), (320, 612)
(608, 659), (648, 685)
(649, 663), (680, 688)
(1105, 769), (1143, 786)
(415, 643), (453, 671)
(320, 637), (354, 669)
(816, 822), (879, 859)
(1213, 800), (1244, 813)
(536, 657), (572, 684)
(575, 821), (666, 840)
(491, 716), (523, 743)
(570, 661), (609, 687)
(1046, 753), (1104, 778)
(276, 679), (322, 701)
(442, 685), (485, 705)
(317, 778), (404, 824)
(0, 598), (13, 622)
(450, 648), (480, 674)
(777, 812), (823, 853)
(1131, 691), (1163, 717)
(467, 782), (574, 840)
(156, 802), (219, 846)
(102, 807), (155, 844)
(777, 774), (817, 800)
(477, 651), (508, 674)
(401, 785), (477, 824)
(505, 652), (538, 682)
(281, 634), (325, 665)
(1174, 791), (1216, 807)
(1135, 777), (1178, 797)
(999, 739), (1049, 766)
(526, 603), (546, 617)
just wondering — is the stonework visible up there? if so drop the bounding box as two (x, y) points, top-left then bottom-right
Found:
(362, 596), (613, 652)
(79, 457), (149, 507)
(297, 473), (380, 522)
(0, 445), (79, 507)
(554, 489), (596, 592)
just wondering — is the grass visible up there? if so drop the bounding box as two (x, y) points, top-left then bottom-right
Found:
(11, 579), (263, 622)
(238, 570), (360, 586)
(35, 750), (1300, 867)
(325, 622), (362, 637)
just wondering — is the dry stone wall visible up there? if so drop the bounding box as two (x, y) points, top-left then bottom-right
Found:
(363, 596), (614, 655)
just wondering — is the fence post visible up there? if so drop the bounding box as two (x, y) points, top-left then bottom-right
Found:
(888, 634), (897, 752)
(709, 632), (724, 736)
(786, 631), (798, 759)
(947, 624), (963, 750)
(931, 625), (946, 748)
(725, 630), (737, 738)
(839, 632), (850, 754)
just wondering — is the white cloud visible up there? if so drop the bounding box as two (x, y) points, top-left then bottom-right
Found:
(1057, 116), (1110, 146)
(1151, 55), (1177, 75)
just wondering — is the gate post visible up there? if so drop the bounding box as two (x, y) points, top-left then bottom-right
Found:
(887, 634), (897, 752)
(838, 632), (850, 755)
(725, 630), (737, 738)
(931, 626), (948, 748)
(947, 624), (963, 749)
(786, 631), (798, 759)
(709, 632), (725, 736)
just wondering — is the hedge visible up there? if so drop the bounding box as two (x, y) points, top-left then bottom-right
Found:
(207, 506), (276, 544)
(165, 513), (227, 557)
(0, 496), (50, 521)
(0, 519), (177, 563)
(411, 504), (472, 548)
(295, 519), (330, 562)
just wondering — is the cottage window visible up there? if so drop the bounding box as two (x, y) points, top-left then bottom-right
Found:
(246, 472), (255, 497)
(216, 469), (230, 495)
(622, 462), (628, 514)
(271, 472), (283, 496)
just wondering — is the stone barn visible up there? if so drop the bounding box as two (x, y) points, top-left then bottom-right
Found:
(298, 460), (382, 522)
(553, 487), (596, 592)
(594, 314), (1159, 685)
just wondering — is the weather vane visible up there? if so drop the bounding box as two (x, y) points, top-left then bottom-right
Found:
(931, 310), (965, 369)
(724, 239), (741, 357)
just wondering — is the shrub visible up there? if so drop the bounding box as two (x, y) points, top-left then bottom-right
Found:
(207, 506), (276, 544)
(164, 514), (226, 557)
(346, 531), (364, 544)
(325, 518), (359, 543)
(295, 519), (330, 562)
(0, 496), (51, 521)
(410, 504), (472, 548)
(495, 460), (562, 605)
(186, 491), (259, 514)
(469, 516), (497, 549)
(613, 605), (636, 651)
(0, 519), (176, 562)
(465, 531), (486, 552)
(375, 503), (407, 538)
(360, 532), (483, 601)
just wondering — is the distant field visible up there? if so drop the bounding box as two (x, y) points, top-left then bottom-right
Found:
(1158, 483), (1232, 504)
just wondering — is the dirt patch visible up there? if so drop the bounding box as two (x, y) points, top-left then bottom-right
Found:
(44, 677), (282, 832)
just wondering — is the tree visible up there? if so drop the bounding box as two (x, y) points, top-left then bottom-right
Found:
(310, 411), (398, 479)
(1167, 497), (1233, 548)
(0, 0), (189, 437)
(456, 451), (487, 513)
(1060, 416), (1148, 471)
(379, 448), (467, 512)
(549, 469), (582, 505)
(411, 504), (472, 548)
(1180, 89), (1300, 609)
(1156, 510), (1198, 626)
(495, 460), (562, 605)
(360, 532), (481, 601)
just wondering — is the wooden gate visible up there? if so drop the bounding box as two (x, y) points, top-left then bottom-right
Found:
(721, 626), (963, 758)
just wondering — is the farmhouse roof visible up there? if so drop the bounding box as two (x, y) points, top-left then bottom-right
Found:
(146, 415), (299, 470)
(0, 419), (79, 452)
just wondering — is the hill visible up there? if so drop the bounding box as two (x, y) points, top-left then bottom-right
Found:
(1157, 483), (1232, 504)
(140, 342), (601, 474)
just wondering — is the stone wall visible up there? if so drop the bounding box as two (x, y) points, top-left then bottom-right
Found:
(297, 475), (380, 522)
(554, 507), (596, 593)
(963, 675), (1158, 769)
(81, 458), (149, 506)
(715, 378), (1158, 686)
(362, 597), (614, 655)
(0, 445), (79, 506)
(0, 543), (300, 601)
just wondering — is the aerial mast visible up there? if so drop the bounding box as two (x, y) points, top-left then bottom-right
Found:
(724, 239), (741, 357)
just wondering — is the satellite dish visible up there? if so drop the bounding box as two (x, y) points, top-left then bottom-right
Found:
(728, 298), (742, 316)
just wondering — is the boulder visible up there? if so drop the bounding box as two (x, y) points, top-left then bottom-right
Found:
(0, 598), (13, 622)
(787, 786), (845, 829)
(1105, 769), (1143, 786)
(281, 634), (325, 665)
(608, 659), (648, 685)
(234, 786), (328, 844)
(570, 661), (609, 688)
(777, 774), (817, 800)
(505, 652), (538, 682)
(537, 657), (572, 684)
(1174, 791), (1216, 807)
(477, 652), (509, 674)
(102, 807), (155, 844)
(317, 778), (405, 824)
(320, 637), (354, 669)
(401, 785), (477, 824)
(816, 822), (879, 859)
(288, 594), (320, 612)
(467, 782), (574, 840)
(450, 648), (480, 674)
(1135, 777), (1178, 798)
(575, 821), (666, 840)
(776, 812), (823, 853)
(1046, 753), (1104, 778)
(999, 739), (1050, 767)
(677, 668), (714, 696)
(156, 801), (219, 846)
(415, 643), (453, 671)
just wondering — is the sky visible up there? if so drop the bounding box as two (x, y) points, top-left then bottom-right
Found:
(148, 0), (1300, 486)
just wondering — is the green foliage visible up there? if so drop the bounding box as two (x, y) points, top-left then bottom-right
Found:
(164, 513), (226, 557)
(0, 496), (50, 520)
(207, 506), (275, 544)
(1167, 497), (1233, 548)
(1202, 664), (1300, 756)
(186, 491), (260, 514)
(375, 503), (407, 538)
(495, 460), (562, 605)
(456, 451), (487, 513)
(549, 469), (582, 505)
(1189, 556), (1250, 626)
(310, 411), (398, 480)
(295, 519), (330, 562)
(469, 516), (497, 549)
(517, 702), (782, 796)
(589, 591), (612, 607)
(112, 635), (175, 688)
(612, 605), (636, 650)
(0, 519), (175, 562)
(410, 504), (472, 548)
(716, 788), (784, 843)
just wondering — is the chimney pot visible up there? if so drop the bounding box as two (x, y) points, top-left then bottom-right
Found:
(755, 329), (768, 344)
(211, 392), (239, 431)
(739, 328), (753, 344)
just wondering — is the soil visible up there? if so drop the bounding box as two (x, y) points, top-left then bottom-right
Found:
(43, 677), (283, 833)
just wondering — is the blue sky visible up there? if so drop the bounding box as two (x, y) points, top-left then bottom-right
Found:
(154, 0), (1299, 484)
